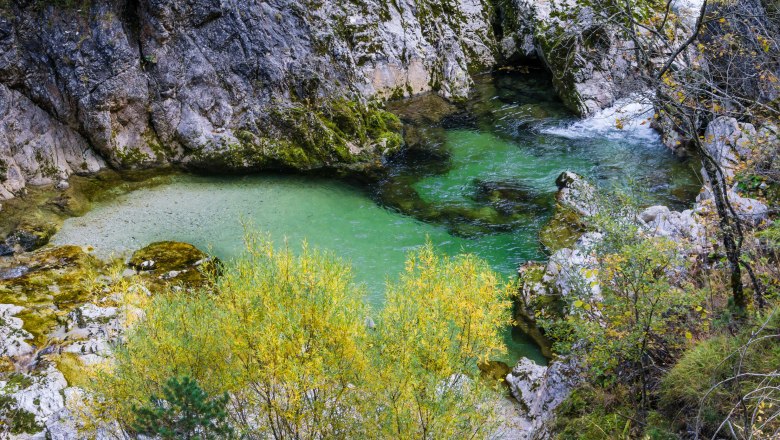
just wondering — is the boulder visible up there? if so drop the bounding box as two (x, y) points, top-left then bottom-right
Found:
(505, 356), (582, 438)
(555, 171), (597, 217)
(128, 241), (215, 287)
(639, 205), (708, 253)
(544, 233), (602, 300)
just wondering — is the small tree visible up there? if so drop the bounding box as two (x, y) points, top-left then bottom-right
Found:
(132, 376), (233, 440)
(551, 192), (708, 424)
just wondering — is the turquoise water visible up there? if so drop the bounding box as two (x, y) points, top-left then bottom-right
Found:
(52, 72), (701, 364)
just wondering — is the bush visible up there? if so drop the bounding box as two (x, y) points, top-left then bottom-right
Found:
(660, 310), (780, 438)
(89, 235), (513, 439)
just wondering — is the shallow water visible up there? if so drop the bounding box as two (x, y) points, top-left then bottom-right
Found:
(52, 71), (701, 364)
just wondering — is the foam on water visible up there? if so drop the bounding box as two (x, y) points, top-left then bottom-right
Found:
(541, 96), (659, 142)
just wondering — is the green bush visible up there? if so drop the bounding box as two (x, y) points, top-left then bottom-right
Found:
(132, 376), (232, 440)
(659, 310), (780, 437)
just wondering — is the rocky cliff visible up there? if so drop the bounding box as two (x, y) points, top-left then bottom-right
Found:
(1, 0), (675, 202)
(0, 0), (505, 199)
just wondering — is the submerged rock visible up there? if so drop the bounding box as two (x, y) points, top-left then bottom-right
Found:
(472, 179), (552, 216)
(1, 221), (58, 255)
(128, 241), (212, 285)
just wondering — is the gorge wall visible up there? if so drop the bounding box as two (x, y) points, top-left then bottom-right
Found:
(0, 0), (501, 199)
(0, 0), (643, 201)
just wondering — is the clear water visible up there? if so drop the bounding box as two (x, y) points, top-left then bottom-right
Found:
(52, 71), (701, 365)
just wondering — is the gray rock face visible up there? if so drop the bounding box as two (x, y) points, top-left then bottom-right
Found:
(555, 171), (598, 217)
(505, 357), (581, 439)
(0, 0), (500, 199)
(0, 85), (105, 199)
(697, 117), (771, 226)
(505, 0), (635, 116)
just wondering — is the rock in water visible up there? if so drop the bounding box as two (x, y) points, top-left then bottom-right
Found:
(128, 241), (207, 273)
(128, 241), (214, 286)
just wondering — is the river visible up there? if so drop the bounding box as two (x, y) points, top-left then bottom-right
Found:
(52, 70), (701, 364)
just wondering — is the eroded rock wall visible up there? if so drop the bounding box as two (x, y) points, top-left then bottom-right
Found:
(0, 0), (501, 199)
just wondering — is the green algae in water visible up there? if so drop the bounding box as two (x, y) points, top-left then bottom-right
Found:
(52, 174), (537, 296)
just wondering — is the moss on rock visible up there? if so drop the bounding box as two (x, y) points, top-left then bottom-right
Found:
(193, 99), (404, 172)
(129, 241), (214, 287)
(539, 205), (587, 253)
(129, 241), (207, 272)
(0, 245), (100, 346)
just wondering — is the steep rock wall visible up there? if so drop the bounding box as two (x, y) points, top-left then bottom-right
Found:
(0, 0), (500, 199)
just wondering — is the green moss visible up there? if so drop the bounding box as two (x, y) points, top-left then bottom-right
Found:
(34, 151), (59, 179)
(129, 241), (207, 273)
(196, 99), (404, 171)
(539, 205), (587, 253)
(0, 246), (100, 346)
(0, 394), (41, 435)
(3, 372), (34, 392)
(115, 147), (153, 168)
(142, 128), (169, 162)
(55, 352), (88, 387)
(534, 23), (586, 116)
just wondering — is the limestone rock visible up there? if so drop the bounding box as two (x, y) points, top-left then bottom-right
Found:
(0, 0), (502, 199)
(555, 172), (597, 218)
(61, 304), (122, 361)
(544, 233), (602, 300)
(505, 357), (581, 439)
(639, 205), (707, 253)
(696, 117), (771, 227)
(3, 366), (68, 432)
(0, 304), (34, 359)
